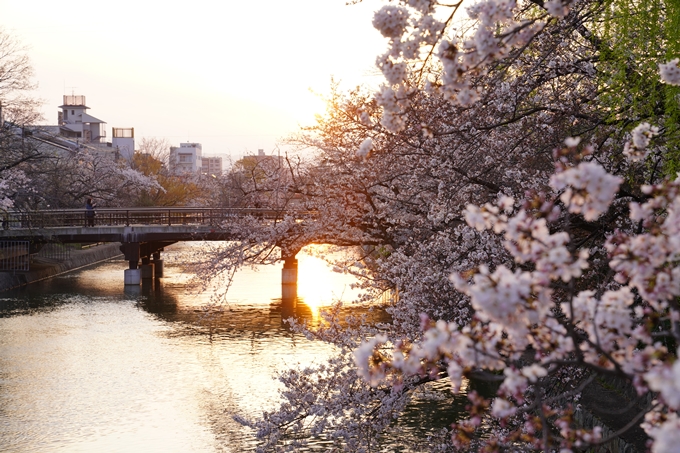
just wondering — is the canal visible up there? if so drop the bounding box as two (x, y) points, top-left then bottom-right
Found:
(0, 243), (467, 452)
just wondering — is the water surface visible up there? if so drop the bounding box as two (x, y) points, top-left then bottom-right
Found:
(0, 243), (466, 452)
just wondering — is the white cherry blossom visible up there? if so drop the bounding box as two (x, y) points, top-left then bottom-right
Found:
(659, 58), (680, 86)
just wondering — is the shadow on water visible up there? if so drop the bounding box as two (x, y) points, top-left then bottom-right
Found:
(387, 378), (470, 451)
(132, 277), (389, 337)
(131, 279), (314, 336)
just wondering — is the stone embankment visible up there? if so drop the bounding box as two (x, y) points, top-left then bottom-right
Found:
(0, 243), (122, 291)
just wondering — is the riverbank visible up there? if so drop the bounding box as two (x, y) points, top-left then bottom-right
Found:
(0, 243), (123, 292)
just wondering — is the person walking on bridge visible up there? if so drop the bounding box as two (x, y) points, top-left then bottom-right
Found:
(85, 198), (96, 227)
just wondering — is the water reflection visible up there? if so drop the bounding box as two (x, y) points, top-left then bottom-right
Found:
(135, 280), (318, 336)
(0, 243), (465, 452)
(0, 243), (384, 453)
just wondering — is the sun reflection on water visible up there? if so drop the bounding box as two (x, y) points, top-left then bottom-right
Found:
(297, 248), (359, 318)
(0, 243), (403, 453)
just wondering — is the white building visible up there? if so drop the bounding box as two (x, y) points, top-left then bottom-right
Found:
(58, 95), (106, 143)
(169, 143), (223, 176)
(169, 142), (203, 174)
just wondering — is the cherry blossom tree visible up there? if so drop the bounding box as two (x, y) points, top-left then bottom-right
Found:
(0, 28), (43, 212)
(203, 1), (680, 450)
(349, 1), (680, 452)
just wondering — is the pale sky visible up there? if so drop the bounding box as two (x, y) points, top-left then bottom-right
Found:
(1, 0), (387, 162)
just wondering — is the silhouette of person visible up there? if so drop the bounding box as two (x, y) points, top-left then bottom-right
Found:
(85, 198), (96, 227)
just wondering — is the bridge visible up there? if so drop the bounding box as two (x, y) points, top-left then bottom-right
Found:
(0, 207), (304, 294)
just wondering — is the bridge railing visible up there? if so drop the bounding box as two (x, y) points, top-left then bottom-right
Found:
(1, 207), (304, 229)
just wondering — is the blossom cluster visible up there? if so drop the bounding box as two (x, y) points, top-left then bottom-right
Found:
(355, 136), (680, 451)
(659, 58), (680, 86)
(550, 160), (622, 221)
(0, 168), (30, 211)
(371, 0), (566, 129)
(623, 122), (659, 162)
(608, 177), (680, 306)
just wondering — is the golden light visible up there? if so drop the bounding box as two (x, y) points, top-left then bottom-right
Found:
(297, 254), (335, 315)
(296, 245), (362, 318)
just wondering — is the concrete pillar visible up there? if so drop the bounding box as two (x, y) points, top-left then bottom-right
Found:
(152, 259), (163, 278)
(124, 268), (141, 285)
(282, 284), (297, 301)
(122, 242), (141, 285)
(140, 264), (154, 279)
(124, 284), (141, 298)
(281, 256), (298, 301)
(140, 257), (154, 280)
(141, 278), (153, 296)
(152, 252), (163, 278)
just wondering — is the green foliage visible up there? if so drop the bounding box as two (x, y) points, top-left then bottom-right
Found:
(596, 0), (680, 173)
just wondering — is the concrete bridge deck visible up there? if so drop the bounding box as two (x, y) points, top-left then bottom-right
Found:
(0, 207), (306, 293)
(0, 224), (237, 244)
(0, 207), (294, 235)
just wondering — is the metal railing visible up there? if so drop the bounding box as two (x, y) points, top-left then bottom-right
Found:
(0, 241), (30, 271)
(36, 242), (73, 261)
(0, 207), (308, 230)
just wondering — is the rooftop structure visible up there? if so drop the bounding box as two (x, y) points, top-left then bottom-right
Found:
(58, 95), (106, 143)
(112, 127), (135, 161)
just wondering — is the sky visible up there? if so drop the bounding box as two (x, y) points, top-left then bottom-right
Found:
(0, 0), (388, 163)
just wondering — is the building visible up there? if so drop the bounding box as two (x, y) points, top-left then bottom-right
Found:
(112, 127), (135, 162)
(169, 142), (203, 174)
(50, 94), (137, 163)
(201, 156), (223, 176)
(168, 143), (223, 176)
(58, 95), (106, 143)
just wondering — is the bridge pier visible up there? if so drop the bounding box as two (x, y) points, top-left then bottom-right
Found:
(281, 255), (298, 301)
(140, 257), (154, 280)
(120, 242), (171, 285)
(123, 283), (141, 298)
(152, 252), (163, 278)
(122, 242), (141, 285)
(124, 268), (141, 285)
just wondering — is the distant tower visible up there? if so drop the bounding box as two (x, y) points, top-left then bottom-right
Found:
(58, 95), (106, 143)
(112, 127), (135, 161)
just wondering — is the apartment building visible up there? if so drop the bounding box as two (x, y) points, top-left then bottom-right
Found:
(169, 142), (203, 174)
(201, 156), (223, 176)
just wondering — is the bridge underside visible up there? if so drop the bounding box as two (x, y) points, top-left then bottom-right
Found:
(0, 225), (238, 244)
(1, 225), (300, 303)
(1, 225), (240, 283)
